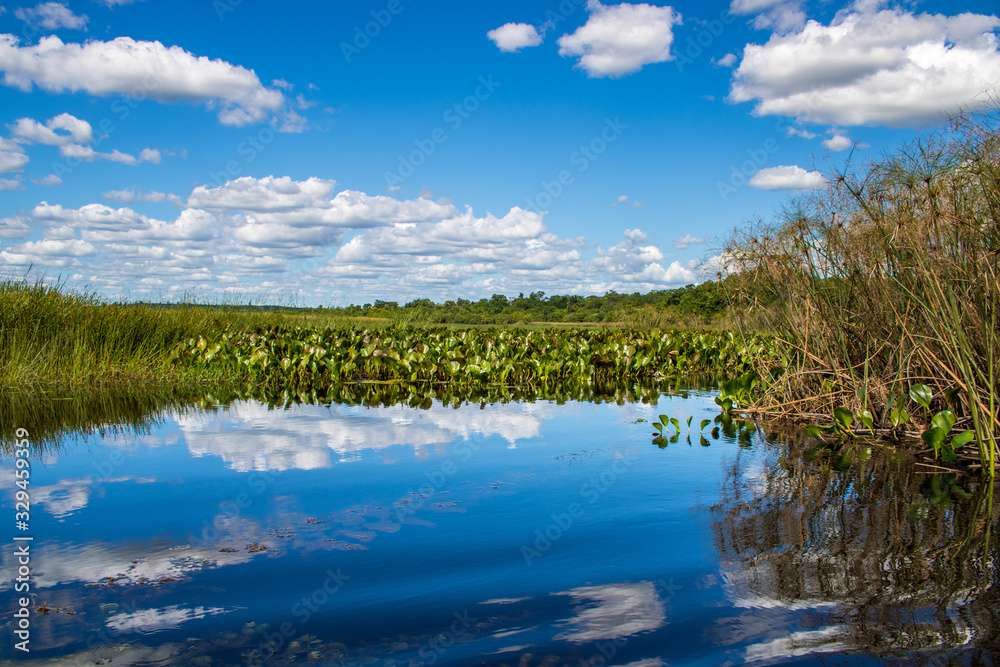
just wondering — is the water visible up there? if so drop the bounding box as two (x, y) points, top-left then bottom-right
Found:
(1, 390), (997, 666)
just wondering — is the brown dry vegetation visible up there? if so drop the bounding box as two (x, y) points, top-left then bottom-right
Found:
(723, 98), (1000, 471)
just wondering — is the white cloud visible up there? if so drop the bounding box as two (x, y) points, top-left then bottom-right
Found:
(673, 233), (709, 249)
(103, 187), (181, 206)
(730, 0), (805, 32)
(748, 165), (826, 190)
(786, 126), (816, 139)
(94, 0), (142, 5)
(5, 238), (98, 257)
(822, 133), (852, 151)
(730, 8), (1000, 127)
(0, 34), (286, 126)
(9, 112), (94, 145)
(1, 179), (707, 304)
(32, 174), (62, 186)
(139, 147), (161, 163)
(612, 195), (644, 208)
(0, 137), (28, 173)
(557, 0), (681, 78)
(487, 23), (543, 52)
(715, 53), (737, 67)
(189, 176), (338, 212)
(14, 2), (88, 31)
(57, 143), (159, 165)
(0, 178), (24, 190)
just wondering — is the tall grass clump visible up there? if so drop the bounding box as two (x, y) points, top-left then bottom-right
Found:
(0, 280), (200, 387)
(723, 100), (999, 472)
(0, 280), (357, 388)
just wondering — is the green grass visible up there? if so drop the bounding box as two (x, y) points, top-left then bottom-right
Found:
(0, 280), (360, 389)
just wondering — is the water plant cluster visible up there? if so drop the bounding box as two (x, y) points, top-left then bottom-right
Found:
(723, 101), (1000, 474)
(170, 326), (772, 387)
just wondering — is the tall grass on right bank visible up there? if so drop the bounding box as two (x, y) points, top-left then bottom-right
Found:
(724, 100), (999, 473)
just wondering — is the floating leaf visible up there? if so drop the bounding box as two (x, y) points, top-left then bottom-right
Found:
(833, 407), (854, 433)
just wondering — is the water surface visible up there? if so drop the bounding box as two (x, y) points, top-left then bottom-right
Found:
(1, 391), (996, 666)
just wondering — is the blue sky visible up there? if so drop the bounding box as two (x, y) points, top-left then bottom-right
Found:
(0, 0), (998, 306)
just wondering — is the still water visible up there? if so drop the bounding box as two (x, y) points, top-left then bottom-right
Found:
(1, 391), (997, 666)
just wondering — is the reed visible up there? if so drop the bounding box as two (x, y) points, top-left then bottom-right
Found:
(723, 99), (1000, 473)
(0, 280), (357, 389)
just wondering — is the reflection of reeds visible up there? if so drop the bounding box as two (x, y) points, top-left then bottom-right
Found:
(710, 434), (999, 658)
(0, 387), (208, 454)
(723, 100), (1000, 472)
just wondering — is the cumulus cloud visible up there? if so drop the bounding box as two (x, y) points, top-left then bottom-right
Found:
(0, 178), (24, 190)
(14, 2), (88, 31)
(748, 165), (826, 190)
(729, 8), (1000, 127)
(0, 34), (287, 126)
(0, 137), (28, 173)
(557, 0), (681, 78)
(822, 133), (852, 151)
(487, 23), (543, 52)
(9, 112), (93, 145)
(673, 233), (709, 249)
(1, 178), (705, 304)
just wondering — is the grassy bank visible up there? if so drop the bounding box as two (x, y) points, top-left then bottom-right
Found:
(0, 281), (358, 388)
(0, 279), (758, 393)
(724, 101), (999, 473)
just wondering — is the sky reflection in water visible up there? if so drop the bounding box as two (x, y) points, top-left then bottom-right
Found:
(1, 393), (996, 666)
